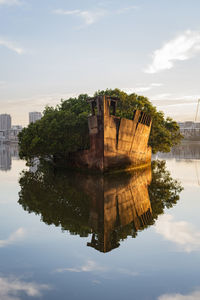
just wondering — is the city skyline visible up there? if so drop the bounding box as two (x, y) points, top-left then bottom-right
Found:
(0, 111), (42, 127)
(0, 112), (41, 141)
(1, 0), (200, 125)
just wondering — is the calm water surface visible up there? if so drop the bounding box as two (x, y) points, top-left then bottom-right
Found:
(0, 142), (200, 300)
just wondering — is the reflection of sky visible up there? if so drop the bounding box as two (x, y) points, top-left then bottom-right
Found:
(0, 158), (200, 300)
(158, 289), (200, 300)
(0, 227), (26, 248)
(154, 214), (200, 253)
(0, 276), (50, 300)
(166, 159), (200, 187)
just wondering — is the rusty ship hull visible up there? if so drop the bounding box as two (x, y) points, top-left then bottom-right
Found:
(70, 96), (152, 173)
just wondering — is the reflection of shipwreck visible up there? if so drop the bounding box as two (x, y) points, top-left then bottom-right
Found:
(71, 95), (152, 172)
(19, 161), (153, 253)
(82, 167), (152, 253)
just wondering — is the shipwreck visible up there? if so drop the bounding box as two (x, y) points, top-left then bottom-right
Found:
(70, 95), (152, 172)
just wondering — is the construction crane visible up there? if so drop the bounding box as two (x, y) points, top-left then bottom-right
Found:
(195, 99), (200, 121)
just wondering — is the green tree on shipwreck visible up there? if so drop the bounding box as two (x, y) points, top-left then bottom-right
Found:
(18, 89), (183, 162)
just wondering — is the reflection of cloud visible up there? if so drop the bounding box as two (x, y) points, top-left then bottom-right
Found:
(56, 260), (107, 273)
(53, 9), (107, 25)
(0, 38), (25, 54)
(145, 30), (200, 73)
(155, 215), (200, 252)
(55, 260), (138, 277)
(0, 276), (50, 300)
(0, 228), (26, 248)
(92, 280), (101, 284)
(158, 289), (200, 300)
(123, 83), (163, 94)
(116, 268), (138, 276)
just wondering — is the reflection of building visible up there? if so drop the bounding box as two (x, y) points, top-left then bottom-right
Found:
(19, 163), (153, 253)
(29, 112), (42, 124)
(0, 143), (19, 171)
(84, 167), (152, 252)
(0, 144), (11, 171)
(0, 114), (11, 140)
(10, 143), (19, 160)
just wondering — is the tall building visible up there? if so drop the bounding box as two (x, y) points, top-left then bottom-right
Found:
(29, 112), (42, 124)
(0, 114), (11, 140)
(0, 114), (11, 131)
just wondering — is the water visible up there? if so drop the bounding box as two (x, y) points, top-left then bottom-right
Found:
(0, 142), (200, 300)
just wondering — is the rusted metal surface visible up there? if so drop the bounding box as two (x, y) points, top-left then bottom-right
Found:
(70, 95), (152, 172)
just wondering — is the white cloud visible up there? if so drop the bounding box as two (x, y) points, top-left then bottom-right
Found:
(0, 38), (25, 54)
(151, 93), (200, 102)
(158, 289), (200, 300)
(0, 276), (50, 300)
(145, 30), (200, 73)
(123, 83), (163, 94)
(151, 93), (172, 100)
(53, 9), (107, 25)
(53, 5), (139, 26)
(0, 0), (21, 6)
(0, 228), (26, 248)
(154, 214), (200, 253)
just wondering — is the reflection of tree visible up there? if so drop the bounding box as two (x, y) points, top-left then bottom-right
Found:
(149, 160), (183, 222)
(19, 164), (91, 237)
(18, 160), (183, 252)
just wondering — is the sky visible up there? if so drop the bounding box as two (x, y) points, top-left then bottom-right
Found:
(1, 0), (200, 125)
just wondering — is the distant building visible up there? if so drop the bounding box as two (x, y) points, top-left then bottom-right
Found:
(0, 114), (11, 140)
(29, 112), (42, 124)
(178, 121), (200, 129)
(0, 114), (11, 131)
(178, 121), (200, 140)
(9, 125), (23, 142)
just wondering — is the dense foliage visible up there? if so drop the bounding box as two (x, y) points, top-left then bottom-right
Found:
(19, 94), (90, 163)
(19, 89), (183, 162)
